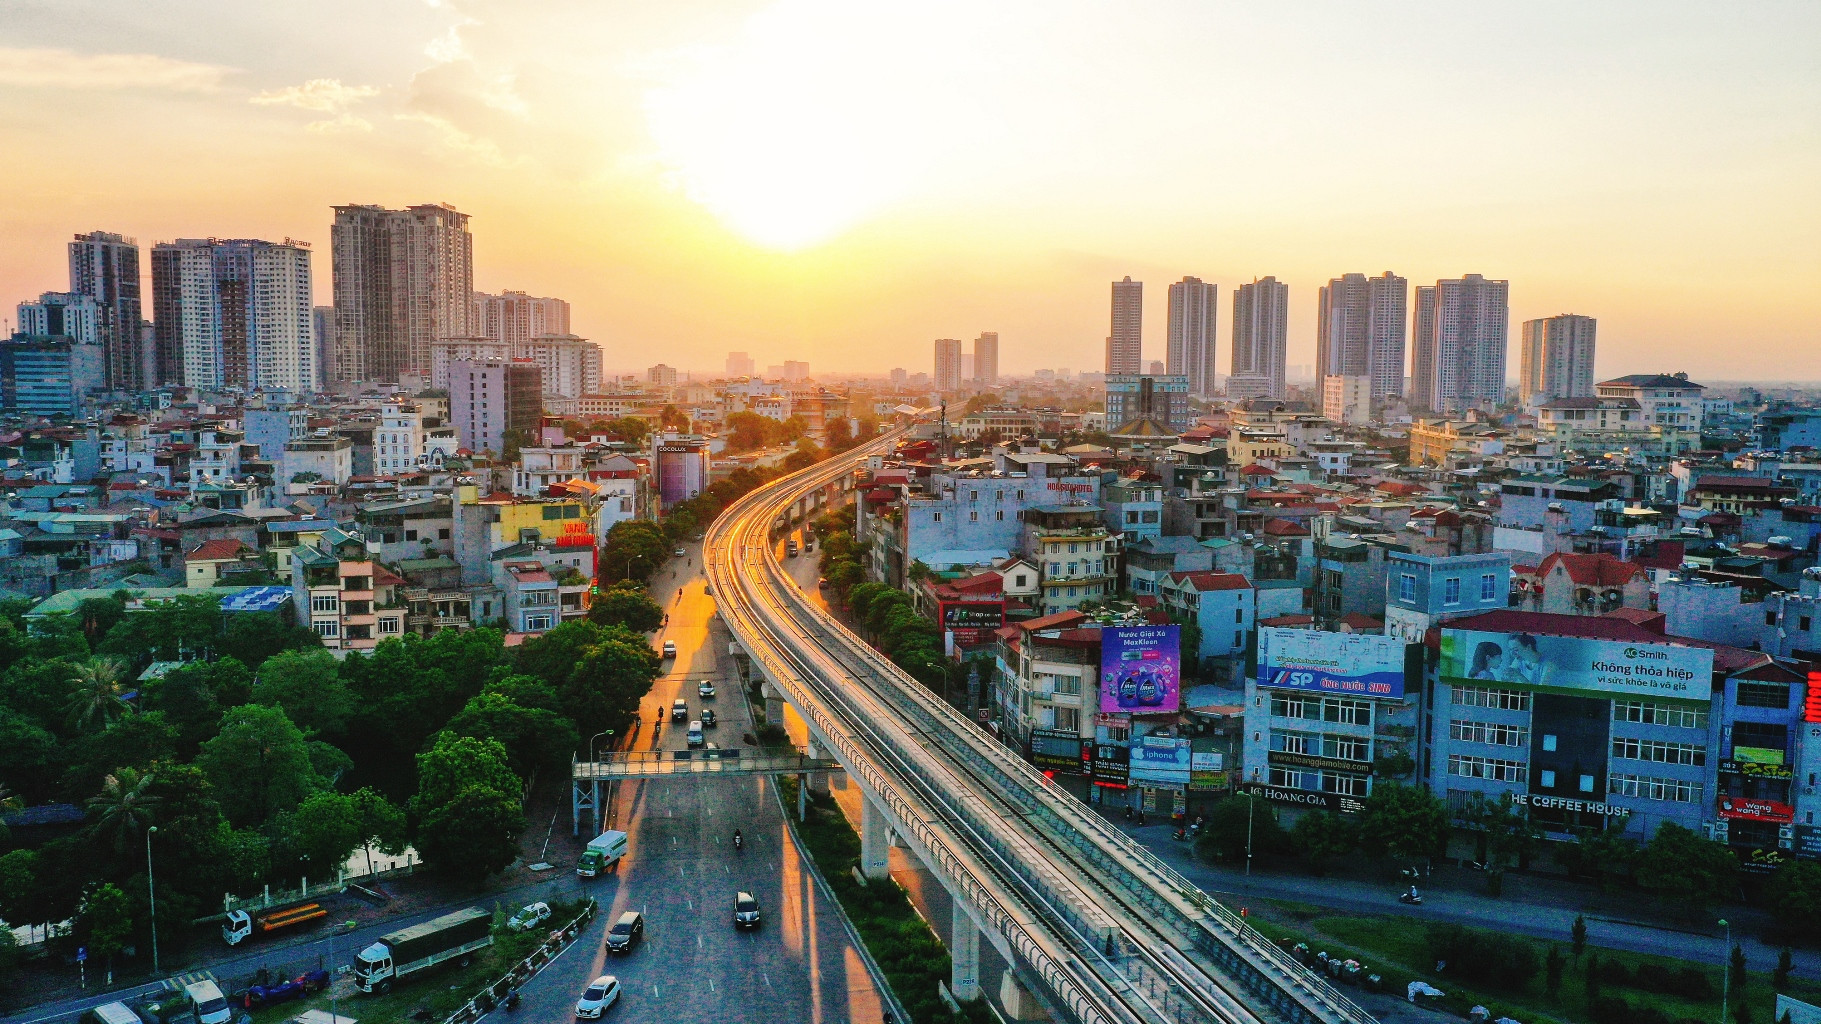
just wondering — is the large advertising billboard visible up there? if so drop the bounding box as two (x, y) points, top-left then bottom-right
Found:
(1439, 629), (1714, 701)
(1256, 628), (1407, 699)
(1099, 625), (1181, 714)
(1128, 735), (1192, 786)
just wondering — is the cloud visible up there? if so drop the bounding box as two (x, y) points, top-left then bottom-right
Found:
(250, 78), (380, 112)
(306, 113), (374, 133)
(0, 47), (231, 92)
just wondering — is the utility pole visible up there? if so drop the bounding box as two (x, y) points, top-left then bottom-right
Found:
(146, 826), (160, 975)
(1245, 793), (1255, 876)
(1718, 918), (1730, 1024)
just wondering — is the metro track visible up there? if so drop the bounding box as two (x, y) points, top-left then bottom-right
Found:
(704, 430), (1374, 1024)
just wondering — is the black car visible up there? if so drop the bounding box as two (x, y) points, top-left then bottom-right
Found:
(605, 911), (645, 952)
(734, 892), (761, 930)
(701, 708), (717, 728)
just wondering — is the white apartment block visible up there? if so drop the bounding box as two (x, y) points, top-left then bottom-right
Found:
(518, 333), (603, 399)
(1411, 274), (1509, 415)
(934, 338), (963, 392)
(1595, 373), (1706, 438)
(149, 238), (316, 392)
(331, 203), (473, 383)
(1318, 271), (1406, 404)
(1231, 276), (1289, 400)
(471, 290), (570, 348)
(1519, 314), (1597, 406)
(649, 363), (678, 387)
(1322, 374), (1372, 426)
(429, 337), (510, 390)
(17, 292), (102, 344)
(375, 401), (427, 476)
(1166, 277), (1218, 398)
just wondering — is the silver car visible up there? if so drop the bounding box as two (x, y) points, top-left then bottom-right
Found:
(574, 975), (621, 1018)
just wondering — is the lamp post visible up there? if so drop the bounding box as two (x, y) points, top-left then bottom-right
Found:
(1245, 793), (1256, 877)
(1718, 918), (1730, 1024)
(145, 826), (160, 976)
(589, 730), (615, 762)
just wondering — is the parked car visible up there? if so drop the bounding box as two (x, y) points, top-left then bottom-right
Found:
(734, 892), (762, 930)
(698, 681), (716, 698)
(605, 912), (645, 953)
(700, 709), (717, 728)
(574, 975), (621, 1018)
(506, 902), (551, 932)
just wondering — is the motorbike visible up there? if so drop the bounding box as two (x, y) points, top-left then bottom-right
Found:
(733, 830), (744, 851)
(1171, 828), (1188, 842)
(503, 990), (521, 1013)
(1398, 888), (1424, 905)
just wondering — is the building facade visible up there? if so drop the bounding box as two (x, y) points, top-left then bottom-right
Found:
(1107, 277), (1143, 376)
(1318, 271), (1406, 405)
(1411, 274), (1509, 415)
(470, 290), (570, 348)
(150, 238), (316, 392)
(331, 203), (474, 383)
(1105, 375), (1193, 432)
(934, 337), (964, 392)
(1230, 276), (1288, 400)
(517, 333), (603, 400)
(1166, 277), (1218, 398)
(449, 358), (542, 454)
(68, 230), (146, 391)
(1383, 551), (1512, 642)
(0, 335), (107, 416)
(1519, 314), (1597, 406)
(973, 332), (999, 386)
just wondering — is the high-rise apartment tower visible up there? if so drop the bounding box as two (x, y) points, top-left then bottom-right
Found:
(150, 238), (316, 392)
(1229, 276), (1289, 400)
(68, 231), (146, 390)
(1317, 271), (1407, 404)
(973, 332), (999, 385)
(934, 338), (964, 392)
(1518, 314), (1597, 407)
(1166, 276), (1218, 398)
(1411, 275), (1509, 414)
(330, 203), (473, 383)
(1107, 277), (1143, 375)
(471, 290), (570, 349)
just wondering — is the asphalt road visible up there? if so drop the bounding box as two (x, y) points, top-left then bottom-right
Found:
(510, 544), (882, 1024)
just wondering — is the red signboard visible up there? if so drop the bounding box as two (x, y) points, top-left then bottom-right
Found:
(1717, 796), (1796, 823)
(1806, 671), (1821, 724)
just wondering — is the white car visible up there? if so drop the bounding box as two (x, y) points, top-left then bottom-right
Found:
(674, 546), (685, 556)
(506, 901), (551, 932)
(661, 640), (677, 658)
(698, 681), (716, 698)
(574, 975), (621, 1018)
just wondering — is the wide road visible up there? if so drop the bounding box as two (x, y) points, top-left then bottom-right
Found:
(509, 543), (883, 1024)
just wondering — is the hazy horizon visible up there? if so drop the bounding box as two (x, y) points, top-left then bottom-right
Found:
(2, 1), (1817, 382)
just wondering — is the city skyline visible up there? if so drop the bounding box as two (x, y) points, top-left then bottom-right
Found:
(0, 3), (1812, 380)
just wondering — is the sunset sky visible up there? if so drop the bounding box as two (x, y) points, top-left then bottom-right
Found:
(1, 1), (1816, 380)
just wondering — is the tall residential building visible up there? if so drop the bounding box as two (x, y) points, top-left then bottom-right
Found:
(725, 351), (755, 377)
(1229, 276), (1289, 400)
(17, 292), (101, 345)
(780, 360), (809, 381)
(330, 203), (473, 383)
(68, 231), (145, 390)
(1519, 314), (1597, 406)
(973, 332), (999, 385)
(374, 400), (426, 476)
(312, 306), (336, 390)
(1411, 274), (1509, 414)
(933, 338), (964, 392)
(1318, 271), (1407, 404)
(1, 334), (106, 416)
(649, 363), (678, 387)
(1166, 276), (1218, 398)
(471, 290), (570, 348)
(517, 333), (603, 399)
(149, 238), (316, 392)
(1107, 276), (1143, 375)
(449, 358), (542, 454)
(429, 337), (511, 390)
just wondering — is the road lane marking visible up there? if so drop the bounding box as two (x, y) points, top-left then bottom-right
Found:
(697, 934), (703, 948)
(762, 971), (772, 988)
(708, 978), (716, 993)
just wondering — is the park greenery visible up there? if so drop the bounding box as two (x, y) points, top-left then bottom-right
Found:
(0, 586), (663, 987)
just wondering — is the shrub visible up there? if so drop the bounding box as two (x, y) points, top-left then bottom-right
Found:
(1425, 923), (1541, 991)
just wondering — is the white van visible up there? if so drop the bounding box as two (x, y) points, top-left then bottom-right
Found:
(687, 721), (704, 747)
(184, 979), (232, 1024)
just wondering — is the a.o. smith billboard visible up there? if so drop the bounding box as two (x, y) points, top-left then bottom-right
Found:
(1440, 628), (1713, 701)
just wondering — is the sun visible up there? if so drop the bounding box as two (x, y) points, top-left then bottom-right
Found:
(642, 1), (954, 251)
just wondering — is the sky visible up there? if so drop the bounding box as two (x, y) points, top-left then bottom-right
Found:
(1, 0), (1817, 381)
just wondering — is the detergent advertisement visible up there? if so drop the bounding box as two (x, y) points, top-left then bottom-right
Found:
(1098, 625), (1181, 714)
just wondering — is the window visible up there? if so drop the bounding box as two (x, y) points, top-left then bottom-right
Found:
(1611, 737), (1705, 766)
(1609, 774), (1701, 803)
(1450, 720), (1529, 747)
(1737, 681), (1791, 708)
(1480, 574), (1498, 602)
(970, 511), (978, 522)
(1542, 734), (1558, 752)
(997, 511), (1004, 521)
(1398, 574), (1416, 602)
(1613, 701), (1707, 729)
(1767, 611), (1779, 626)
(378, 617), (401, 634)
(310, 594), (339, 613)
(1579, 774), (1595, 793)
(1443, 577), (1461, 605)
(1802, 616), (1813, 632)
(1540, 769), (1557, 788)
(524, 613), (554, 631)
(932, 512), (941, 522)
(1447, 754), (1527, 784)
(1451, 685), (1531, 711)
(1054, 707), (1079, 731)
(314, 620), (340, 638)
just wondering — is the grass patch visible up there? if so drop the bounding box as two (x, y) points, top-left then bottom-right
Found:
(239, 898), (593, 1024)
(1250, 909), (1821, 1024)
(779, 776), (989, 1024)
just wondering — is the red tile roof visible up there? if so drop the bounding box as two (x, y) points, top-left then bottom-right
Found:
(1259, 614), (1315, 627)
(1015, 610), (1087, 632)
(1167, 571), (1252, 592)
(1338, 613), (1383, 631)
(1261, 518), (1310, 537)
(185, 538), (251, 562)
(1239, 464), (1276, 476)
(1537, 552), (1648, 587)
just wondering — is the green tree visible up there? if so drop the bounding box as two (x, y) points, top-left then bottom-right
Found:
(415, 784), (525, 884)
(218, 612), (320, 668)
(0, 714), (60, 804)
(1290, 811), (1357, 875)
(288, 791), (364, 880)
(96, 594), (224, 668)
(1545, 945), (1565, 995)
(586, 584), (664, 633)
(599, 519), (668, 583)
(350, 788), (407, 878)
(139, 662), (223, 755)
(1775, 947), (1794, 991)
(196, 705), (319, 826)
(1766, 860), (1821, 945)
(1635, 822), (1738, 921)
(1356, 781), (1451, 863)
(1571, 914), (1587, 958)
(445, 692), (579, 777)
(253, 649), (353, 738)
(1458, 791), (1540, 895)
(64, 656), (131, 732)
(824, 417), (853, 452)
(63, 712), (177, 799)
(85, 766), (161, 854)
(1195, 793), (1288, 864)
(0, 850), (57, 936)
(562, 629), (661, 738)
(1560, 821), (1640, 889)
(725, 412), (772, 452)
(414, 734), (520, 810)
(513, 621), (606, 687)
(79, 883), (133, 984)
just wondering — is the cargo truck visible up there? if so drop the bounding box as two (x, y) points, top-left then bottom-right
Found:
(576, 830), (628, 878)
(352, 907), (492, 995)
(222, 902), (328, 945)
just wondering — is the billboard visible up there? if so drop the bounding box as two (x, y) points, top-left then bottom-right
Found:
(1099, 625), (1181, 714)
(1439, 629), (1714, 701)
(1718, 796), (1795, 823)
(941, 601), (1003, 646)
(1257, 628), (1407, 699)
(1028, 729), (1086, 773)
(1128, 735), (1191, 786)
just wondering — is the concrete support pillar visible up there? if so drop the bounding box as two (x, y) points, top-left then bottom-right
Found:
(998, 971), (1039, 1020)
(951, 913), (982, 1002)
(797, 773), (808, 820)
(859, 795), (890, 879)
(763, 681), (784, 729)
(804, 738), (830, 795)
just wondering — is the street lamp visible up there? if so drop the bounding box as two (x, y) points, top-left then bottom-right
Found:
(1245, 793), (1256, 877)
(1718, 918), (1730, 1024)
(589, 730), (615, 762)
(145, 826), (159, 976)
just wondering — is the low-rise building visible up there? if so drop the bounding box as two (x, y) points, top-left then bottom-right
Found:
(1022, 505), (1116, 615)
(1157, 571), (1254, 666)
(1383, 550), (1512, 642)
(290, 528), (406, 651)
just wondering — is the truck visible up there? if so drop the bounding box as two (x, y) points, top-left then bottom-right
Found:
(182, 979), (231, 1024)
(352, 907), (492, 995)
(576, 830), (628, 878)
(222, 902), (328, 945)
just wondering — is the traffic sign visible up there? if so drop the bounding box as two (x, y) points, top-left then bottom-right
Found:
(76, 947), (87, 963)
